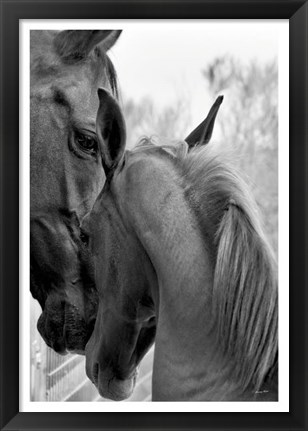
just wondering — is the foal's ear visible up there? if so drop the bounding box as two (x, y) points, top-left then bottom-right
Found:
(185, 95), (223, 148)
(96, 88), (126, 174)
(54, 30), (122, 62)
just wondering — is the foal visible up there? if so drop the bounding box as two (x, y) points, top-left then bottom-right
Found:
(82, 89), (277, 401)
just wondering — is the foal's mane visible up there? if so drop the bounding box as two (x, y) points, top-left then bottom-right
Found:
(134, 138), (278, 394)
(181, 145), (278, 393)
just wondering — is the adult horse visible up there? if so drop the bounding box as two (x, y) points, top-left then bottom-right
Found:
(30, 30), (121, 354)
(82, 89), (278, 401)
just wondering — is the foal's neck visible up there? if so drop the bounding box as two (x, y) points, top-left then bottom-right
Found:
(124, 156), (253, 400)
(126, 163), (220, 400)
(151, 228), (218, 401)
(123, 154), (276, 401)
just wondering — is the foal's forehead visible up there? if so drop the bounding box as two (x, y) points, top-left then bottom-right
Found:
(132, 139), (188, 159)
(124, 147), (172, 178)
(124, 140), (187, 173)
(114, 144), (184, 202)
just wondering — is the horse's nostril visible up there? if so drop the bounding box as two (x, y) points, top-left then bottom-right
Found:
(92, 363), (99, 385)
(80, 229), (89, 246)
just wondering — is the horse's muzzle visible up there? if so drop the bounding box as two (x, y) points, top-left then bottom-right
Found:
(37, 302), (93, 354)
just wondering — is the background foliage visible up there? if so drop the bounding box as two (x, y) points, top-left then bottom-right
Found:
(122, 56), (278, 255)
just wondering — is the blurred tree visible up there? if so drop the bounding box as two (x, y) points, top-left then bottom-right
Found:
(203, 56), (278, 255)
(121, 96), (191, 148)
(120, 57), (278, 256)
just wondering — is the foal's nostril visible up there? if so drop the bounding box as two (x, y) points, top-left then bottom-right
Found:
(145, 316), (156, 328)
(86, 317), (96, 340)
(88, 317), (96, 330)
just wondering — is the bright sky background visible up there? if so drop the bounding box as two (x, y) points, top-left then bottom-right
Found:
(108, 21), (285, 129)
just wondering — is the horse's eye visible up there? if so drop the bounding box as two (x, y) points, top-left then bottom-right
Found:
(74, 131), (98, 155)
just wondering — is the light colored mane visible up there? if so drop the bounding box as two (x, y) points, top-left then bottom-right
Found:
(182, 145), (278, 393)
(133, 138), (278, 394)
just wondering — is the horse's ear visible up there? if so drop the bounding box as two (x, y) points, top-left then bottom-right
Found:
(96, 88), (126, 174)
(99, 30), (122, 52)
(54, 30), (122, 62)
(185, 95), (223, 148)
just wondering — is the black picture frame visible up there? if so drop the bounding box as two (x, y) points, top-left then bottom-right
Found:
(1, 1), (307, 430)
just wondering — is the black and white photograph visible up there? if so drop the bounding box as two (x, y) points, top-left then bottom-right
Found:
(21, 20), (289, 411)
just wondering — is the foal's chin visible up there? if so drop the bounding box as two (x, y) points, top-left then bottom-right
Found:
(97, 373), (137, 401)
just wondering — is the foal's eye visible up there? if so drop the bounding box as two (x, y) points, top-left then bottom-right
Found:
(73, 130), (98, 156)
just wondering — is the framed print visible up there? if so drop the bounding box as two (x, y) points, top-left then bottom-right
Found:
(1, 1), (307, 430)
(23, 17), (286, 411)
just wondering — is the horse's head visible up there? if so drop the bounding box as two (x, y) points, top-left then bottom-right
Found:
(31, 30), (121, 214)
(30, 30), (121, 353)
(82, 90), (222, 400)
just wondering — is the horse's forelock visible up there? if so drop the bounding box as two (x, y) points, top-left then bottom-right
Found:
(30, 31), (59, 78)
(31, 31), (118, 98)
